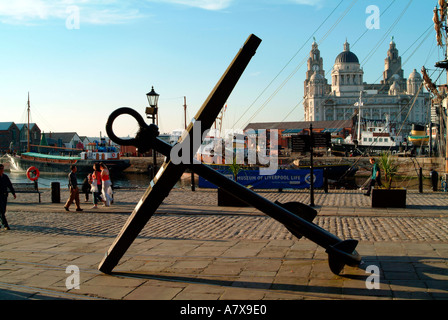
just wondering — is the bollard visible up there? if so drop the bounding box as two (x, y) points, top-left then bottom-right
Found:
(419, 167), (423, 193)
(324, 168), (328, 193)
(51, 182), (60, 203)
(430, 169), (439, 191)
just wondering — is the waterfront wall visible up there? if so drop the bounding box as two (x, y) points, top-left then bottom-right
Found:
(123, 156), (446, 178)
(123, 156), (165, 173)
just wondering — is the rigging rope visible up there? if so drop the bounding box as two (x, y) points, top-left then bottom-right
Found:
(361, 0), (414, 67)
(268, 0), (418, 130)
(236, 0), (358, 130)
(231, 0), (345, 130)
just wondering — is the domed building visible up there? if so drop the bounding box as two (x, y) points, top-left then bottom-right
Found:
(331, 40), (364, 96)
(303, 39), (430, 135)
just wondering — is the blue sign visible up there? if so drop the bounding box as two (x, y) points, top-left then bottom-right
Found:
(198, 169), (323, 189)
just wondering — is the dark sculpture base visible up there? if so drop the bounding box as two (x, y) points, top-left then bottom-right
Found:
(372, 188), (407, 208)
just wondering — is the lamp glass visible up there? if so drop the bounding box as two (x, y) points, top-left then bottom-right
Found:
(146, 86), (159, 107)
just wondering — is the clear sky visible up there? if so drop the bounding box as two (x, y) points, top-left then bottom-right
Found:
(0, 0), (445, 139)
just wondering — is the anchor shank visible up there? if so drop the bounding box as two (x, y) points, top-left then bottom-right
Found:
(184, 34), (262, 141)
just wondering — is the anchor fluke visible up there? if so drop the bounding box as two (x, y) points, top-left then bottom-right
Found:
(326, 239), (362, 275)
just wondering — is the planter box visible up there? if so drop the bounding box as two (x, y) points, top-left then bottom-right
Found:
(371, 188), (406, 208)
(217, 187), (250, 207)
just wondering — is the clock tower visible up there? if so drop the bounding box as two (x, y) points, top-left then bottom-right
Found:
(305, 40), (326, 92)
(304, 40), (328, 121)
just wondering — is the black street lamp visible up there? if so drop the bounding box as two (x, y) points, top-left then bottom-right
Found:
(146, 86), (159, 124)
(145, 86), (159, 178)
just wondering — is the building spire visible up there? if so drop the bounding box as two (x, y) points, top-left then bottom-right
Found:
(343, 39), (350, 52)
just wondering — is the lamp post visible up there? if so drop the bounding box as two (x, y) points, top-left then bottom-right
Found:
(146, 86), (159, 179)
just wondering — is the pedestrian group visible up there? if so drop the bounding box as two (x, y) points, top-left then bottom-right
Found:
(64, 162), (113, 212)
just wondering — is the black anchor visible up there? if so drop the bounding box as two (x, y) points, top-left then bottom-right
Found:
(99, 34), (362, 275)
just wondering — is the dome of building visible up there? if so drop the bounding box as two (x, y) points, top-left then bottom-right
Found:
(335, 40), (359, 64)
(408, 69), (422, 79)
(335, 51), (359, 64)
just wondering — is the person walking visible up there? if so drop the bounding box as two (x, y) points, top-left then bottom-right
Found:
(364, 157), (382, 196)
(100, 162), (113, 207)
(91, 163), (103, 209)
(0, 164), (16, 230)
(64, 165), (83, 212)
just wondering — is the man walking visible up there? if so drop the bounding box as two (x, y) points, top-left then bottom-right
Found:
(364, 157), (382, 196)
(0, 164), (16, 230)
(64, 165), (83, 212)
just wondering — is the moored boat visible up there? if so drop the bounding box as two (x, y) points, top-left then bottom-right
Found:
(6, 94), (130, 176)
(408, 124), (429, 146)
(331, 94), (403, 156)
(8, 149), (130, 175)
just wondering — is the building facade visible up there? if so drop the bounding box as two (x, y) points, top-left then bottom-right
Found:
(304, 39), (430, 135)
(0, 122), (20, 153)
(15, 123), (41, 152)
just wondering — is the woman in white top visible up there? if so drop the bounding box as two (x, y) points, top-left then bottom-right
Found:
(100, 162), (113, 207)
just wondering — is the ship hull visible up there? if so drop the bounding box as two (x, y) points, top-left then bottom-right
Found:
(408, 136), (429, 146)
(408, 124), (429, 147)
(331, 143), (399, 156)
(7, 154), (130, 176)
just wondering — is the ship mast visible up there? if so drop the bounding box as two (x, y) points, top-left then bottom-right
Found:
(27, 92), (30, 152)
(354, 91), (363, 143)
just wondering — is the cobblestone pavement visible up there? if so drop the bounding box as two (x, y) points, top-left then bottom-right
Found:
(5, 188), (448, 243)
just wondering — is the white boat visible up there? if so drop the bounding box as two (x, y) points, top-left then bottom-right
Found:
(346, 114), (403, 149)
(169, 129), (184, 145)
(332, 92), (403, 156)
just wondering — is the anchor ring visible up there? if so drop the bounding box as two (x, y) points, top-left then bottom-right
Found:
(106, 107), (159, 153)
(106, 107), (148, 146)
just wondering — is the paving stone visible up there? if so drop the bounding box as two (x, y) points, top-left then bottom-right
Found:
(1, 188), (447, 301)
(123, 285), (184, 300)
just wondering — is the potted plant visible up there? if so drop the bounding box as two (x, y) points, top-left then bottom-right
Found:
(217, 158), (250, 207)
(371, 152), (406, 208)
